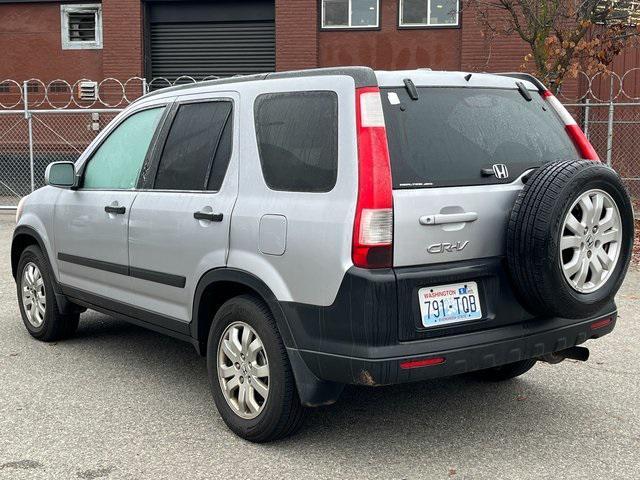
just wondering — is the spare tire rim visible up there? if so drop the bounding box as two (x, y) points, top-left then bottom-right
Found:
(560, 189), (622, 294)
(217, 321), (269, 419)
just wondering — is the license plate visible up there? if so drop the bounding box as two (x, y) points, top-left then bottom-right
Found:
(418, 282), (482, 328)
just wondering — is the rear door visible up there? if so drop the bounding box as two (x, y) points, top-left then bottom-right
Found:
(382, 84), (579, 267)
(380, 80), (580, 339)
(127, 93), (238, 325)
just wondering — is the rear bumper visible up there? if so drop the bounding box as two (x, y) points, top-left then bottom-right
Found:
(290, 311), (616, 386)
(281, 262), (618, 389)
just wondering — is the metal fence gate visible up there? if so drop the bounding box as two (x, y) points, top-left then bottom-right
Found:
(2, 74), (640, 208)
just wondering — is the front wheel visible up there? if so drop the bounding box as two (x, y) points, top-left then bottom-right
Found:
(206, 295), (305, 442)
(16, 245), (79, 341)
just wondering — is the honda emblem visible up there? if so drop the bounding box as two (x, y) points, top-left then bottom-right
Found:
(492, 164), (509, 179)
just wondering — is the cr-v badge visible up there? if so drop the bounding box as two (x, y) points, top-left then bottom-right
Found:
(427, 241), (469, 254)
(493, 164), (509, 179)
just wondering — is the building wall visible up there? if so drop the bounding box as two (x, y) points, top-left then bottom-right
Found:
(102, 0), (143, 79)
(0, 0), (638, 95)
(459, 4), (529, 73)
(275, 0), (318, 71)
(319, 0), (461, 70)
(0, 0), (142, 83)
(0, 2), (103, 81)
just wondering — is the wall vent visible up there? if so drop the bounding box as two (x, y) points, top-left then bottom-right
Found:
(78, 81), (98, 101)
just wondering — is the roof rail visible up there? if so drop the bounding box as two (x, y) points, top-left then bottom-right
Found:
(495, 72), (547, 93)
(139, 66), (378, 102)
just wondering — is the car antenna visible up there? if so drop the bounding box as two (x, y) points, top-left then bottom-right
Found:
(464, 73), (472, 81)
(403, 78), (419, 100)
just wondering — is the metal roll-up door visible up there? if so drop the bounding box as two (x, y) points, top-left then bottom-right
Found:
(147, 1), (275, 82)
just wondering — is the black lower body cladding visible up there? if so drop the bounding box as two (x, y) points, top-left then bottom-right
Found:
(507, 160), (633, 319)
(282, 264), (617, 386)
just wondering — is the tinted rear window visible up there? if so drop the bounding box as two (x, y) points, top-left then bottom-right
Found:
(254, 91), (338, 192)
(381, 87), (579, 188)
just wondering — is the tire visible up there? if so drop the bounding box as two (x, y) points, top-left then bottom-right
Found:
(206, 294), (305, 442)
(16, 245), (80, 342)
(507, 160), (634, 319)
(469, 359), (537, 382)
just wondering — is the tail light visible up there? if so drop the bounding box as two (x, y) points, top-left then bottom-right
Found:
(353, 87), (394, 269)
(541, 90), (599, 161)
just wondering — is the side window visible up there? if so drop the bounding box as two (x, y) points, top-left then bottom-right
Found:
(82, 107), (165, 190)
(154, 101), (233, 191)
(254, 91), (338, 193)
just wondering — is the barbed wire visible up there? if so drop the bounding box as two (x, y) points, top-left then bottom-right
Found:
(0, 75), (226, 110)
(2, 70), (640, 109)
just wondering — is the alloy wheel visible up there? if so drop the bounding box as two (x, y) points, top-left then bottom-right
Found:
(217, 321), (270, 419)
(21, 262), (46, 327)
(560, 189), (622, 293)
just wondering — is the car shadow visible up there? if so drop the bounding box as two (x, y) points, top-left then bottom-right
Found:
(67, 311), (580, 454)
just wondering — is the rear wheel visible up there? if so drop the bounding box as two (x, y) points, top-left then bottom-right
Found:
(470, 359), (537, 382)
(206, 295), (305, 442)
(16, 245), (79, 341)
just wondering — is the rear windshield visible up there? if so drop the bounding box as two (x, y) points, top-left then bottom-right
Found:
(381, 87), (579, 189)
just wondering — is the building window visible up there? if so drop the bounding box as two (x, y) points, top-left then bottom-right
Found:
(399, 0), (459, 27)
(321, 0), (379, 29)
(60, 4), (103, 49)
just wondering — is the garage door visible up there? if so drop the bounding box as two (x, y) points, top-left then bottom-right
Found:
(147, 0), (275, 82)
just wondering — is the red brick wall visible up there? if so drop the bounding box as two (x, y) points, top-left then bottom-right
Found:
(319, 0), (461, 70)
(101, 0), (143, 79)
(275, 0), (318, 71)
(459, 4), (529, 73)
(0, 3), (103, 82)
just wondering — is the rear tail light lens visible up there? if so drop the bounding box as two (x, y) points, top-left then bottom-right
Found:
(353, 87), (394, 269)
(400, 357), (446, 370)
(541, 90), (599, 161)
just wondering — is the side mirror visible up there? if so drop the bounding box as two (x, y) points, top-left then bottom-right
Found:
(45, 161), (76, 188)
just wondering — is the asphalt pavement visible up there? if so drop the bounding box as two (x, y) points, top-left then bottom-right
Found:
(0, 215), (638, 480)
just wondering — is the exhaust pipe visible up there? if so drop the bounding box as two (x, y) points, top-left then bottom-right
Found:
(540, 346), (590, 364)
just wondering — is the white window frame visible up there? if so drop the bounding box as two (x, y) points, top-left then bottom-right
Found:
(60, 3), (103, 50)
(321, 0), (380, 29)
(399, 0), (460, 27)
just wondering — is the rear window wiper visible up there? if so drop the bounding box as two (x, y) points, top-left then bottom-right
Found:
(403, 78), (419, 101)
(516, 81), (532, 101)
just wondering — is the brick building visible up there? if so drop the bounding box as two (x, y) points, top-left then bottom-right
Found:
(0, 0), (639, 93)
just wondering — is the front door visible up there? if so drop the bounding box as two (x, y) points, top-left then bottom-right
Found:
(53, 106), (167, 300)
(127, 93), (238, 325)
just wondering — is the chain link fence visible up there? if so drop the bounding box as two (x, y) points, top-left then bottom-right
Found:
(2, 74), (640, 208)
(0, 109), (121, 207)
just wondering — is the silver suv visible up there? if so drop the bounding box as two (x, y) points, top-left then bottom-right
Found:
(12, 67), (634, 442)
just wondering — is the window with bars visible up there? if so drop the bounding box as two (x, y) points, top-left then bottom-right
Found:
(60, 4), (102, 49)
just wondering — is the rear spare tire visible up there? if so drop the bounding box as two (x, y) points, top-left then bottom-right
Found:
(507, 160), (633, 319)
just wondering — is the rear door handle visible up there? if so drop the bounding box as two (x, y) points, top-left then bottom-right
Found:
(104, 205), (126, 215)
(194, 211), (224, 222)
(419, 212), (478, 225)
